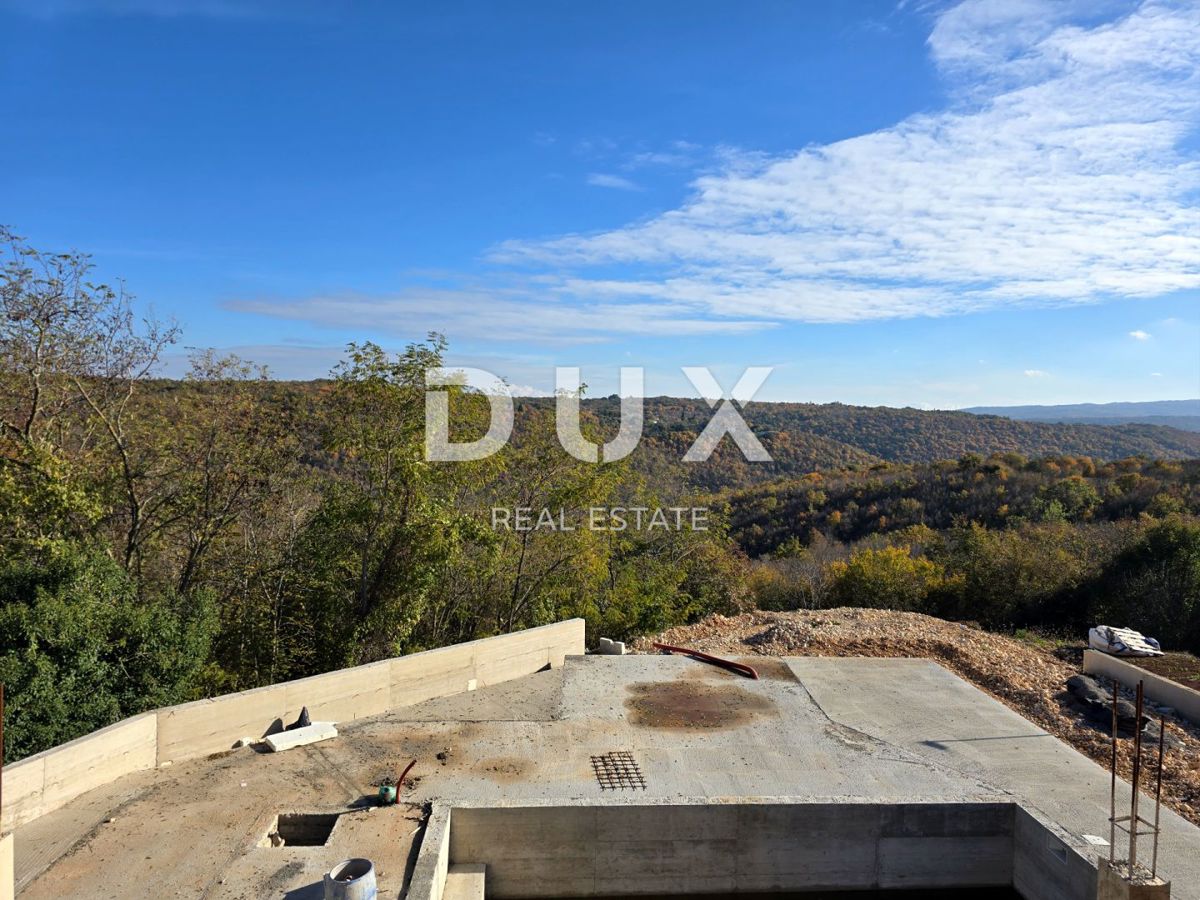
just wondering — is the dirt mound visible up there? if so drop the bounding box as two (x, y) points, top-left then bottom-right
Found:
(634, 608), (1200, 826)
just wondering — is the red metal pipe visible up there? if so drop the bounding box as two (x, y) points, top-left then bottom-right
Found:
(652, 642), (759, 680)
(398, 759), (417, 788)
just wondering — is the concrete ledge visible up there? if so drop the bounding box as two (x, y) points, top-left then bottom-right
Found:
(409, 805), (453, 900)
(2, 713), (156, 834)
(1084, 649), (1200, 725)
(3, 619), (585, 832)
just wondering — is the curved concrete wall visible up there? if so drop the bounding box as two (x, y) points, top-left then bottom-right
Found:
(1, 619), (584, 833)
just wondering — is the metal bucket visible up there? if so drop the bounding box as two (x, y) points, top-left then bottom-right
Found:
(324, 857), (377, 900)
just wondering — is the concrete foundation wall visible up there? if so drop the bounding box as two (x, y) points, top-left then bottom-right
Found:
(1, 619), (584, 833)
(445, 801), (1018, 897)
(410, 805), (453, 900)
(1084, 649), (1200, 725)
(1012, 805), (1097, 900)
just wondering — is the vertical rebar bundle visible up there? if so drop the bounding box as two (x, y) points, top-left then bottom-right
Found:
(1107, 677), (1167, 880)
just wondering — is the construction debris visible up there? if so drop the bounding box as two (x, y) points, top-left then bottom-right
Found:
(597, 637), (627, 655)
(264, 721), (337, 752)
(286, 706), (313, 731)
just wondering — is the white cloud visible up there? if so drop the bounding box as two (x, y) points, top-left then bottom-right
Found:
(226, 285), (773, 344)
(493, 0), (1200, 326)
(1024, 369), (1049, 377)
(1129, 329), (1152, 340)
(585, 173), (642, 191)
(228, 1), (1200, 344)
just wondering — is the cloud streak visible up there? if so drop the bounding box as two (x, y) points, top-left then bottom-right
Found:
(585, 173), (643, 191)
(493, 0), (1200, 326)
(231, 0), (1200, 343)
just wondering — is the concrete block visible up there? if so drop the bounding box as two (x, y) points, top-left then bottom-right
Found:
(596, 638), (626, 655)
(156, 683), (287, 764)
(0, 756), (45, 832)
(41, 713), (157, 813)
(1098, 860), (1171, 900)
(443, 864), (486, 900)
(263, 721), (337, 752)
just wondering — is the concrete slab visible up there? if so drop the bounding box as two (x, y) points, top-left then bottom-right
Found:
(786, 656), (1200, 896)
(12, 652), (1200, 898)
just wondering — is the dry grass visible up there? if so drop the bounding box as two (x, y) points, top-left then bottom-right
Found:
(634, 608), (1200, 827)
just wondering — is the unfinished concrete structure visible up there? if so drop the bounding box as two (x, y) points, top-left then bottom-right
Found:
(3, 619), (1198, 898)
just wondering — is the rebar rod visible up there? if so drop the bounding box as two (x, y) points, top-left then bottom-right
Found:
(1109, 677), (1119, 862)
(1129, 681), (1144, 869)
(1152, 713), (1166, 877)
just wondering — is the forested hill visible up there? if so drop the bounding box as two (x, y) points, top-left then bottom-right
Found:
(563, 396), (1200, 491)
(209, 385), (1200, 493)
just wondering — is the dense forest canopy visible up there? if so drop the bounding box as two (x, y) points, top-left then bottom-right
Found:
(2, 229), (1198, 762)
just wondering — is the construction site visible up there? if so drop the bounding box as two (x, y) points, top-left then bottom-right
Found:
(1, 614), (1198, 899)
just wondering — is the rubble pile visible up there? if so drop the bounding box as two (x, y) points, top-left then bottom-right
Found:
(636, 608), (1200, 826)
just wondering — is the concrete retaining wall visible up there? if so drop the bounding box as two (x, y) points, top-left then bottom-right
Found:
(1012, 805), (1098, 900)
(443, 800), (1017, 897)
(1, 619), (584, 833)
(410, 805), (453, 900)
(1083, 649), (1200, 726)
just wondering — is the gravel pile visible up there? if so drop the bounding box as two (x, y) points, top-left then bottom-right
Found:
(634, 608), (1200, 826)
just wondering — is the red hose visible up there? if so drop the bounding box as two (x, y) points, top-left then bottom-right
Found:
(652, 642), (759, 679)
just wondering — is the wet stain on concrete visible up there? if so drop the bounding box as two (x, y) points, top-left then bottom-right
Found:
(624, 680), (776, 729)
(740, 657), (797, 682)
(473, 755), (534, 782)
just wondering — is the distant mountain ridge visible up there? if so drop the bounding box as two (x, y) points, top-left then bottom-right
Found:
(562, 396), (1200, 491)
(962, 399), (1200, 432)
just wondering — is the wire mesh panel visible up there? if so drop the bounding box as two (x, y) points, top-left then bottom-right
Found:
(590, 750), (646, 790)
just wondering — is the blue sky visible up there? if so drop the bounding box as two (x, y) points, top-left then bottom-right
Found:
(1, 0), (1198, 407)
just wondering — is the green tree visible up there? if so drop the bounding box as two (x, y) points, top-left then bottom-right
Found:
(827, 545), (944, 611)
(0, 546), (216, 760)
(297, 338), (488, 666)
(1089, 517), (1200, 654)
(1035, 475), (1100, 522)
